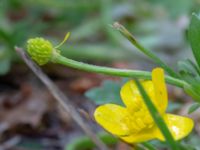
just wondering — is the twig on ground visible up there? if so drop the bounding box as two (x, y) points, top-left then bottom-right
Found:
(15, 47), (109, 150)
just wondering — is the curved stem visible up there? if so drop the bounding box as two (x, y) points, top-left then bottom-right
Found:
(54, 54), (187, 88)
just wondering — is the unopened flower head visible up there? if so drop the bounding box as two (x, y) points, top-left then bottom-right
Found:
(27, 38), (53, 65)
(26, 33), (70, 65)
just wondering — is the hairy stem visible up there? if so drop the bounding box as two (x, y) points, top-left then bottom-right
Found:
(54, 54), (187, 88)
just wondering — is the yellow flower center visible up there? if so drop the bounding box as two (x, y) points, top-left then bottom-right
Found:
(126, 103), (154, 134)
(122, 81), (157, 133)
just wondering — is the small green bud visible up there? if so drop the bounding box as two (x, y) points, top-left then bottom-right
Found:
(27, 37), (53, 65)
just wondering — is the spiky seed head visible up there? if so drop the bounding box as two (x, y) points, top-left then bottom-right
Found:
(27, 37), (53, 65)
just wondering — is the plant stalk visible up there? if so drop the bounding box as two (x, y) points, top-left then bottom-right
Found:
(113, 22), (180, 78)
(135, 79), (180, 150)
(54, 54), (187, 88)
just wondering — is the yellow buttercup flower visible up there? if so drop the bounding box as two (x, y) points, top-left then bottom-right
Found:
(94, 68), (194, 143)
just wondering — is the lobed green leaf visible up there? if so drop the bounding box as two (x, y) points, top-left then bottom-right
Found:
(188, 13), (200, 68)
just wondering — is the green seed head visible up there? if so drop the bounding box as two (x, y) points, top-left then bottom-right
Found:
(27, 37), (53, 65)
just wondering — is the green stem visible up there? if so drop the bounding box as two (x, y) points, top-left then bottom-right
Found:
(113, 22), (180, 78)
(141, 142), (157, 150)
(66, 132), (117, 150)
(135, 79), (180, 150)
(54, 54), (187, 88)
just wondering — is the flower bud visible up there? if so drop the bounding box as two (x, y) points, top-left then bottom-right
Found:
(27, 38), (53, 65)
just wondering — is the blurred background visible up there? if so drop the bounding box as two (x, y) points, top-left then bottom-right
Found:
(0, 0), (200, 150)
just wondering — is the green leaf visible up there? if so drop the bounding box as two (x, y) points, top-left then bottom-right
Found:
(184, 84), (200, 103)
(178, 59), (200, 102)
(188, 103), (200, 114)
(178, 59), (200, 78)
(188, 13), (200, 68)
(85, 80), (124, 105)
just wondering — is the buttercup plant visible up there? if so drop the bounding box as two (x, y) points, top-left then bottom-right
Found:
(25, 13), (200, 149)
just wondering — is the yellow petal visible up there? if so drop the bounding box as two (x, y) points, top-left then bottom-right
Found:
(121, 125), (158, 143)
(120, 80), (155, 112)
(94, 104), (132, 136)
(155, 113), (194, 141)
(152, 68), (168, 113)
